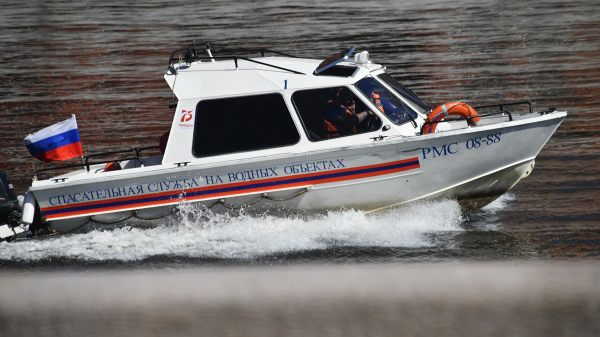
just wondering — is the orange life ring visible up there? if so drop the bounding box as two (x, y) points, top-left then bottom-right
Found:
(423, 102), (481, 134)
(104, 161), (122, 172)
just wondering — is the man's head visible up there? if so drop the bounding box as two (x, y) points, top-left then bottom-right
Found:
(335, 88), (355, 107)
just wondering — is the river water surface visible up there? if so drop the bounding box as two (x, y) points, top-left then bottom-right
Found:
(1, 0), (599, 269)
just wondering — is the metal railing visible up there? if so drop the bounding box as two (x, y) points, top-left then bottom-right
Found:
(168, 48), (305, 75)
(473, 101), (532, 114)
(419, 101), (538, 135)
(420, 110), (513, 135)
(33, 146), (161, 180)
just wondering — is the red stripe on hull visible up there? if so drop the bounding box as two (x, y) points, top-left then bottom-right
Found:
(42, 158), (420, 219)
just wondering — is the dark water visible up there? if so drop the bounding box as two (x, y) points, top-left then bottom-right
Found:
(1, 0), (599, 269)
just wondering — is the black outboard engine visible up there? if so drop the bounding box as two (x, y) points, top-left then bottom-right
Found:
(0, 170), (24, 241)
(0, 170), (20, 218)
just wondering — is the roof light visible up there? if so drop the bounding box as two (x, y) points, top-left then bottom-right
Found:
(354, 51), (369, 64)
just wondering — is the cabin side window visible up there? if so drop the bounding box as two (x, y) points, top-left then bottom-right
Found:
(193, 93), (300, 158)
(291, 87), (382, 142)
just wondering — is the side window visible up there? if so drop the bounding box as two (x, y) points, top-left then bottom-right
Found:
(292, 87), (381, 141)
(193, 94), (300, 158)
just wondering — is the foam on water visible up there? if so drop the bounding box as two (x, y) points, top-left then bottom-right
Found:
(481, 193), (516, 212)
(0, 199), (463, 262)
(465, 193), (516, 230)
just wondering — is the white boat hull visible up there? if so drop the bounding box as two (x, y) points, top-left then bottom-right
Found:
(30, 112), (565, 231)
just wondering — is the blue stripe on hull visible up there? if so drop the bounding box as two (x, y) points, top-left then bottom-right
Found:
(43, 159), (420, 216)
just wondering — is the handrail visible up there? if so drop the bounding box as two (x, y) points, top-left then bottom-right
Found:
(420, 110), (513, 135)
(85, 149), (143, 171)
(135, 146), (160, 158)
(168, 49), (305, 75)
(86, 157), (144, 171)
(34, 163), (87, 180)
(169, 47), (299, 62)
(33, 146), (162, 179)
(473, 101), (532, 114)
(239, 57), (306, 75)
(259, 48), (299, 58)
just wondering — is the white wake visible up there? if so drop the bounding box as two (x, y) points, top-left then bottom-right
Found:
(1, 199), (464, 261)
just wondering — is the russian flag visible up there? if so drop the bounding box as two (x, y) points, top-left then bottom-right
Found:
(24, 115), (83, 163)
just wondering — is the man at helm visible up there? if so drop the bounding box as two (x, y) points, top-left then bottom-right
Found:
(322, 88), (371, 138)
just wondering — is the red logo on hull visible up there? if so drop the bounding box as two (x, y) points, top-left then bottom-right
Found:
(181, 110), (193, 122)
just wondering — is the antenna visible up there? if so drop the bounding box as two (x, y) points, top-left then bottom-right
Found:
(192, 38), (198, 61)
(206, 42), (216, 63)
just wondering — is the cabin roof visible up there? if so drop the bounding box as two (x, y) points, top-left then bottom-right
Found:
(164, 56), (383, 100)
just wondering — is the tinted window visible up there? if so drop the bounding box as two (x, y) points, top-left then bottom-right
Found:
(292, 87), (381, 141)
(193, 94), (300, 157)
(355, 77), (418, 126)
(378, 73), (430, 113)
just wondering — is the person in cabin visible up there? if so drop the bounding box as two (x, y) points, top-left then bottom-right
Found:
(361, 82), (405, 123)
(322, 88), (372, 138)
(355, 80), (408, 124)
(370, 91), (408, 123)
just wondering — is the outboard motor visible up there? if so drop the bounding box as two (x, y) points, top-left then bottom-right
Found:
(0, 170), (20, 219)
(0, 170), (26, 241)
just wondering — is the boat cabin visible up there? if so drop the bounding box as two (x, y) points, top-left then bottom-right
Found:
(161, 47), (431, 167)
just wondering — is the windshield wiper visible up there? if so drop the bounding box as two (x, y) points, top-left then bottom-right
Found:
(407, 111), (418, 128)
(398, 101), (418, 128)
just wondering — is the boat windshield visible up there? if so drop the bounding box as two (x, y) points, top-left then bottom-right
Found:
(377, 73), (430, 113)
(355, 77), (419, 126)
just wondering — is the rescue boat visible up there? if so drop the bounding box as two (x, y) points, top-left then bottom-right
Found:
(1, 45), (566, 240)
